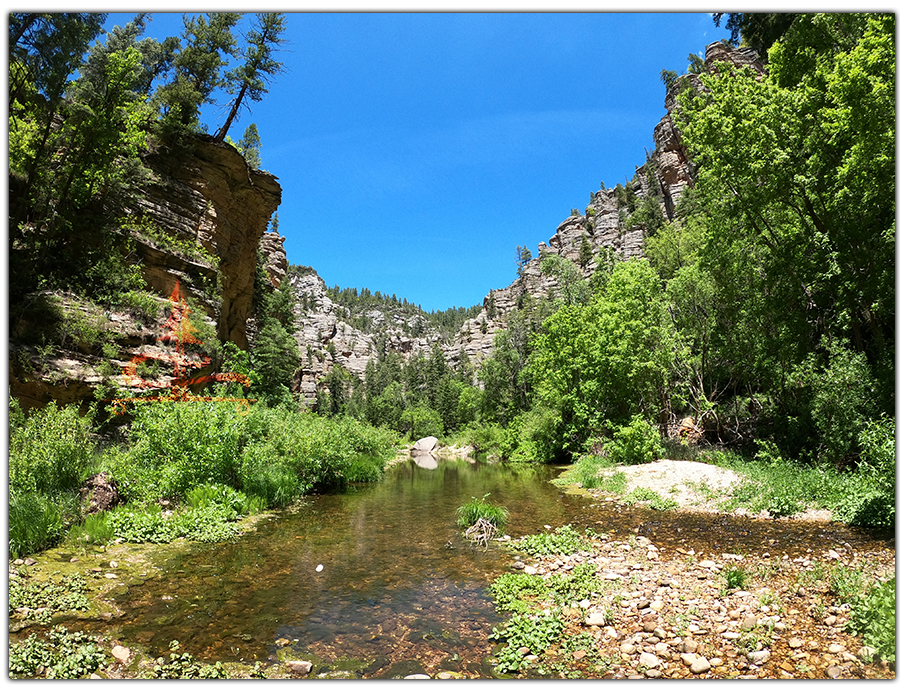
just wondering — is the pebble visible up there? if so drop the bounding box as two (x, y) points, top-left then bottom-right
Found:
(709, 658), (724, 667)
(788, 637), (804, 649)
(740, 615), (757, 630)
(111, 645), (130, 662)
(645, 669), (661, 678)
(404, 674), (431, 679)
(747, 650), (770, 665)
(104, 573), (118, 579)
(828, 643), (846, 654)
(639, 652), (659, 669)
(620, 643), (637, 655)
(584, 612), (607, 627)
(679, 639), (699, 654)
(826, 666), (842, 679)
(286, 660), (312, 676)
(690, 657), (711, 674)
(512, 561), (525, 570)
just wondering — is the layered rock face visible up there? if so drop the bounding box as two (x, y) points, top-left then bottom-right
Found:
(288, 271), (441, 407)
(139, 135), (282, 349)
(10, 136), (282, 410)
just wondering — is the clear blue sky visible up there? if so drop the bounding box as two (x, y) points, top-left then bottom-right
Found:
(104, 11), (730, 312)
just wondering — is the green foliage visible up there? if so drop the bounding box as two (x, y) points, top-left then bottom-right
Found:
(545, 562), (611, 605)
(504, 406), (563, 464)
(527, 259), (674, 459)
(104, 502), (244, 544)
(491, 573), (550, 614)
(149, 640), (229, 679)
(676, 13), (894, 460)
(489, 610), (564, 675)
(114, 400), (245, 502)
(604, 416), (664, 465)
(239, 405), (397, 504)
(723, 566), (751, 590)
(539, 254), (590, 306)
(515, 525), (591, 557)
(9, 402), (95, 494)
(621, 487), (679, 511)
(399, 405), (444, 439)
(9, 573), (91, 621)
(8, 491), (79, 559)
(9, 626), (108, 679)
(846, 577), (895, 663)
(457, 494), (509, 531)
(554, 453), (626, 492)
(185, 482), (264, 515)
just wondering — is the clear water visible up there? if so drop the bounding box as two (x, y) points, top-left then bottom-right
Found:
(95, 456), (891, 677)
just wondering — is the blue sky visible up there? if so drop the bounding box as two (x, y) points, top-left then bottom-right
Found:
(104, 11), (730, 312)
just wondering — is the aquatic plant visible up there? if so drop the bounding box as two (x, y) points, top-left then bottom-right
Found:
(515, 524), (591, 557)
(489, 610), (564, 675)
(9, 626), (107, 679)
(456, 494), (509, 531)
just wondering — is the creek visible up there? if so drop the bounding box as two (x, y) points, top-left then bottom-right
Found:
(64, 455), (894, 677)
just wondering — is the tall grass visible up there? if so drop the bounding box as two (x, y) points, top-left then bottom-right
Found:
(457, 494), (509, 531)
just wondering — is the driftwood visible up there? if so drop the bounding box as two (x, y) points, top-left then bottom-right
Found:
(463, 518), (498, 550)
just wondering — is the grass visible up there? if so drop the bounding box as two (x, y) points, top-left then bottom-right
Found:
(553, 454), (627, 493)
(457, 494), (509, 531)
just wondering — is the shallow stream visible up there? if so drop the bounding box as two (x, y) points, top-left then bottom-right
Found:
(70, 456), (894, 677)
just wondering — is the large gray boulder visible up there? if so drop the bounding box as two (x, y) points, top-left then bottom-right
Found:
(412, 436), (438, 453)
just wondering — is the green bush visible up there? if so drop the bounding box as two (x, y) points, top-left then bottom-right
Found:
(9, 401), (95, 494)
(239, 406), (398, 504)
(457, 494), (509, 531)
(605, 416), (664, 465)
(104, 503), (243, 544)
(846, 577), (895, 663)
(504, 406), (563, 463)
(117, 400), (246, 501)
(833, 415), (896, 529)
(9, 491), (79, 559)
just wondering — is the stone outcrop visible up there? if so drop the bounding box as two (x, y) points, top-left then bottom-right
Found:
(138, 135), (282, 349)
(289, 271), (440, 407)
(10, 135), (282, 411)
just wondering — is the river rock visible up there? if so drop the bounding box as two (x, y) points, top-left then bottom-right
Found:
(740, 615), (757, 630)
(639, 652), (660, 668)
(826, 666), (842, 679)
(747, 649), (770, 665)
(111, 645), (130, 662)
(584, 612), (607, 626)
(413, 436), (438, 452)
(690, 657), (711, 674)
(788, 637), (804, 649)
(404, 674), (431, 679)
(828, 643), (846, 654)
(287, 660), (313, 676)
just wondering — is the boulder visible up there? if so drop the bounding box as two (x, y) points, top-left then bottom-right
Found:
(413, 436), (438, 453)
(79, 472), (121, 515)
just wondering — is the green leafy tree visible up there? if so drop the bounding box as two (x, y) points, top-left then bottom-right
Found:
(527, 259), (674, 456)
(539, 254), (590, 306)
(578, 232), (593, 269)
(676, 13), (894, 452)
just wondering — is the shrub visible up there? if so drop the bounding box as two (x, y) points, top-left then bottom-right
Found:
(9, 402), (95, 494)
(505, 406), (563, 463)
(846, 577), (895, 663)
(833, 415), (896, 529)
(185, 483), (264, 516)
(457, 494), (509, 531)
(557, 454), (627, 492)
(117, 400), (246, 501)
(9, 491), (79, 559)
(605, 416), (663, 465)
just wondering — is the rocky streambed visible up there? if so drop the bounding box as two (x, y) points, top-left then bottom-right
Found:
(490, 530), (894, 679)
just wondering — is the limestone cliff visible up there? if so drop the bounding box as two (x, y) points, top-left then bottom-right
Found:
(10, 135), (282, 411)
